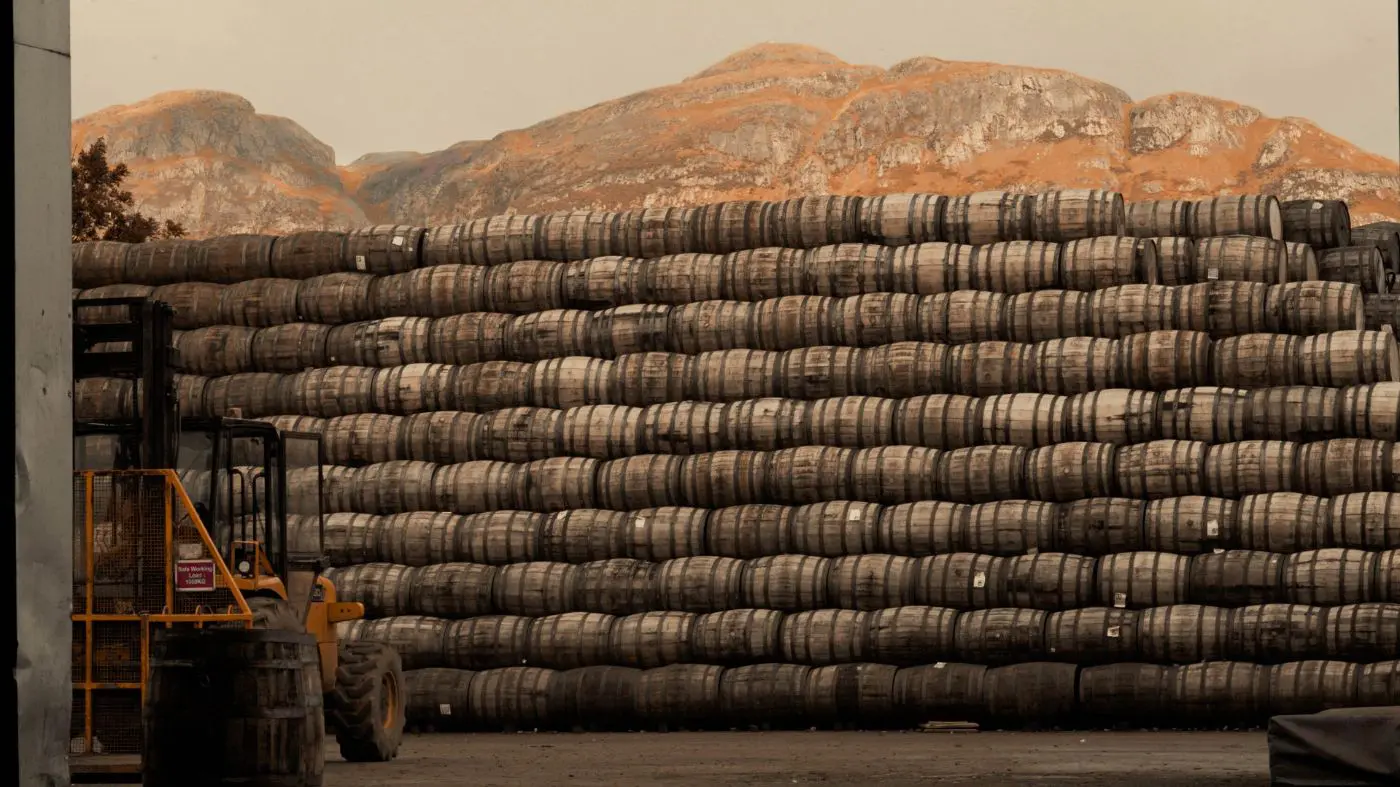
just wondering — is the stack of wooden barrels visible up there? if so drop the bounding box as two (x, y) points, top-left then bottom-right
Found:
(72, 190), (1400, 732)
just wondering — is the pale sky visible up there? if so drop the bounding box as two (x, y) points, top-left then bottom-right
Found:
(71, 0), (1400, 165)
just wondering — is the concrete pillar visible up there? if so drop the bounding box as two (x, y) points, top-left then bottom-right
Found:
(14, 0), (72, 784)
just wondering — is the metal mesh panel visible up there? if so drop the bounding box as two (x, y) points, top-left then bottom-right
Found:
(90, 689), (143, 754)
(88, 473), (168, 615)
(171, 495), (246, 616)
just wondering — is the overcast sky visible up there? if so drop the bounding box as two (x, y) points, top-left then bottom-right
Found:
(71, 0), (1400, 165)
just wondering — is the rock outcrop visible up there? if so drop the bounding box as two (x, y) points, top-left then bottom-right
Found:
(72, 45), (1399, 236)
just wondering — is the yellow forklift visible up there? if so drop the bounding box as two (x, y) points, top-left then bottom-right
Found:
(70, 296), (404, 779)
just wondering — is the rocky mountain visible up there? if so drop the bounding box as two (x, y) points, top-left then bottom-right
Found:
(72, 44), (1400, 237)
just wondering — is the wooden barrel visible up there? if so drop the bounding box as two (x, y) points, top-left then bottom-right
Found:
(778, 609), (870, 666)
(748, 295), (839, 351)
(911, 553), (1009, 610)
(804, 663), (900, 726)
(1281, 199), (1351, 249)
(938, 445), (1027, 504)
(875, 240), (960, 296)
(561, 403), (643, 459)
(1202, 440), (1299, 498)
(742, 554), (831, 611)
(718, 663), (813, 726)
(982, 662), (1078, 726)
(1326, 602), (1400, 662)
(1097, 551), (1190, 608)
(644, 400), (729, 455)
(943, 191), (1035, 245)
(571, 558), (656, 615)
(1116, 439), (1207, 498)
(1125, 200), (1192, 239)
(546, 665), (641, 731)
(789, 501), (881, 556)
(892, 663), (987, 722)
(1063, 389), (1157, 445)
(324, 563), (418, 617)
(878, 501), (968, 556)
(561, 255), (647, 308)
(1319, 246), (1387, 294)
(1004, 552), (1097, 611)
(802, 396), (894, 448)
(1282, 242), (1319, 285)
(827, 554), (918, 610)
(1283, 548), (1379, 605)
(354, 460), (438, 514)
(434, 460), (528, 515)
(505, 309), (593, 361)
(690, 349), (783, 402)
(214, 278), (301, 327)
(204, 372), (291, 418)
(945, 340), (1034, 397)
(1329, 492), (1400, 549)
(848, 446), (942, 504)
(1297, 438), (1394, 497)
(1077, 663), (1172, 723)
(1291, 266), (1371, 327)
(1358, 660), (1400, 706)
(802, 244), (890, 296)
(854, 342), (943, 399)
(689, 200), (774, 254)
(859, 193), (947, 246)
(892, 394), (982, 450)
(195, 233), (275, 283)
(1352, 225), (1400, 278)
(1045, 608), (1139, 665)
(1156, 386), (1247, 443)
(954, 608), (1048, 665)
(1138, 604), (1232, 663)
(1245, 386), (1340, 442)
(638, 252), (727, 306)
(370, 363), (462, 415)
(71, 240), (132, 288)
(1086, 283), (1177, 339)
(769, 195), (864, 249)
(766, 446), (856, 504)
(1297, 329), (1400, 386)
(468, 666), (555, 731)
(312, 512), (381, 565)
(1119, 329), (1213, 390)
(151, 282), (225, 329)
(1179, 281), (1274, 339)
(1151, 237), (1198, 286)
(666, 300), (753, 354)
(1025, 442), (1117, 502)
(1379, 550), (1400, 603)
(1188, 195), (1283, 240)
(1228, 603), (1327, 663)
(338, 616), (448, 669)
(73, 283), (155, 325)
(377, 264), (488, 318)
(968, 495), (1052, 551)
(268, 230), (345, 279)
(1032, 189), (1125, 242)
(691, 608), (784, 664)
(955, 241), (1060, 294)
(490, 562), (575, 617)
(1269, 661), (1361, 716)
(982, 392), (1067, 448)
(483, 260), (567, 313)
(1057, 497), (1148, 554)
(446, 360), (526, 412)
(476, 407), (559, 462)
(610, 611), (696, 669)
(1060, 236), (1159, 290)
(1141, 495), (1235, 553)
(296, 272), (375, 324)
(1339, 382), (1400, 441)
(521, 612), (616, 670)
(341, 225), (425, 275)
(125, 238), (204, 285)
(1172, 661), (1268, 725)
(1189, 549), (1286, 606)
(835, 292), (925, 348)
(635, 663), (724, 728)
(1236, 492), (1328, 552)
(536, 509), (624, 563)
(1212, 333), (1300, 388)
(404, 668), (475, 730)
(246, 323), (329, 372)
(590, 303), (672, 357)
(1030, 336), (1122, 395)
(520, 456), (598, 512)
(144, 626), (324, 787)
(1195, 236), (1288, 284)
(425, 313), (511, 366)
(596, 455), (685, 510)
(174, 326), (255, 376)
(326, 317), (433, 367)
(617, 206), (695, 259)
(527, 357), (614, 410)
(1005, 290), (1094, 342)
(863, 606), (958, 665)
(321, 413), (402, 465)
(429, 510), (543, 565)
(678, 449), (769, 509)
(444, 213), (540, 266)
(534, 210), (625, 261)
(654, 556), (746, 613)
(722, 248), (806, 301)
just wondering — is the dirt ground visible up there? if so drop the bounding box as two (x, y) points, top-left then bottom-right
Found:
(324, 730), (1270, 786)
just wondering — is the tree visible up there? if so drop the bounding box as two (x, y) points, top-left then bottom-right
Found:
(71, 137), (186, 242)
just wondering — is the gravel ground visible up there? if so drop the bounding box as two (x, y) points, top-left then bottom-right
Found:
(324, 730), (1271, 786)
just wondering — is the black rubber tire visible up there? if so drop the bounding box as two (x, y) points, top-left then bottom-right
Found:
(326, 641), (405, 762)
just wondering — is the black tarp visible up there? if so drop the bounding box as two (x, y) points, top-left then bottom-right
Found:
(1268, 707), (1400, 786)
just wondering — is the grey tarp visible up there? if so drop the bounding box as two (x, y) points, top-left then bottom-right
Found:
(1268, 707), (1400, 786)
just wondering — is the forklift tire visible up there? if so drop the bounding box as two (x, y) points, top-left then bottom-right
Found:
(326, 642), (404, 762)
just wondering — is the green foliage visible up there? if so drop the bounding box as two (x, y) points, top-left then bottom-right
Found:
(72, 137), (186, 242)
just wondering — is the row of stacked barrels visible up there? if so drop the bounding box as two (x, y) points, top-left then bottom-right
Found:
(70, 190), (1400, 731)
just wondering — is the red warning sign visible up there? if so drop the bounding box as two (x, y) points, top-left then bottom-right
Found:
(175, 559), (216, 592)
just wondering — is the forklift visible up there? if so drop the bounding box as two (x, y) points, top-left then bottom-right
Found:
(70, 296), (404, 779)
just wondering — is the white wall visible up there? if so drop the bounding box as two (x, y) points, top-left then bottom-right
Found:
(14, 0), (72, 784)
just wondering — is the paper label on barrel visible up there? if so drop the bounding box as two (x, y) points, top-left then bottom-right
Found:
(933, 662), (946, 669)
(1206, 266), (1219, 280)
(1213, 548), (1224, 554)
(1106, 625), (1121, 638)
(1206, 520), (1219, 537)
(1113, 592), (1127, 608)
(391, 236), (404, 247)
(972, 572), (986, 588)
(633, 517), (646, 529)
(847, 509), (862, 522)
(439, 703), (451, 716)
(355, 254), (367, 271)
